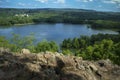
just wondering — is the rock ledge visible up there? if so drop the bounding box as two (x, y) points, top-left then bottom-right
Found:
(0, 50), (120, 80)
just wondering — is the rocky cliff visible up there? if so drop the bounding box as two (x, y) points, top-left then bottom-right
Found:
(0, 49), (120, 80)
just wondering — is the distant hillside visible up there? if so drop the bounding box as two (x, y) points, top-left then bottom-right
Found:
(0, 8), (120, 21)
(0, 8), (120, 26)
(0, 8), (96, 15)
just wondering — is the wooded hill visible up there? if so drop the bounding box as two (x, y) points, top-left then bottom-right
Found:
(0, 8), (120, 27)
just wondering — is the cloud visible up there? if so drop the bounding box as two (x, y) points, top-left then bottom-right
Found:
(103, 0), (120, 4)
(103, 0), (120, 8)
(35, 0), (66, 4)
(18, 2), (26, 6)
(76, 0), (120, 4)
(76, 0), (93, 2)
(35, 0), (48, 3)
(54, 0), (65, 4)
(17, 2), (38, 8)
(35, 0), (65, 4)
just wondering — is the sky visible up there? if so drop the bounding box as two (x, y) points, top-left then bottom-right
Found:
(0, 0), (120, 12)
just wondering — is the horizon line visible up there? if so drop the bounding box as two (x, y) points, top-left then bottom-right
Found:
(0, 7), (120, 12)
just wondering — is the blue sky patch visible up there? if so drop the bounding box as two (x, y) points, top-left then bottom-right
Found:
(0, 0), (120, 12)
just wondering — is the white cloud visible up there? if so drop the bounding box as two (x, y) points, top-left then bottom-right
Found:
(35, 0), (48, 3)
(18, 2), (39, 8)
(35, 0), (65, 4)
(103, 0), (120, 4)
(102, 0), (120, 8)
(103, 0), (116, 4)
(111, 0), (120, 3)
(54, 0), (65, 4)
(76, 0), (120, 4)
(58, 0), (65, 3)
(76, 0), (93, 2)
(18, 2), (25, 6)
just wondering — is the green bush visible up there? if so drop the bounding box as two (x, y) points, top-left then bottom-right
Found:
(35, 40), (58, 52)
(62, 49), (73, 55)
(61, 34), (120, 65)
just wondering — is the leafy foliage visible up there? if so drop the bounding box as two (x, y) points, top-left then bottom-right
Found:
(35, 40), (58, 52)
(10, 33), (35, 52)
(90, 20), (120, 29)
(0, 33), (120, 65)
(0, 34), (58, 53)
(61, 34), (120, 65)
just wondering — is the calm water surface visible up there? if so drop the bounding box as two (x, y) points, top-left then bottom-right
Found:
(0, 23), (118, 44)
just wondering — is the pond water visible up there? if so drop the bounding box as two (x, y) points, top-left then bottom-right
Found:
(0, 23), (118, 44)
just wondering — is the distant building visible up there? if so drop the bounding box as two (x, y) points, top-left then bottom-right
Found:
(15, 14), (29, 17)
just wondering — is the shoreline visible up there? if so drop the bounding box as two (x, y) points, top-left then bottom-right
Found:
(14, 22), (35, 26)
(0, 22), (120, 33)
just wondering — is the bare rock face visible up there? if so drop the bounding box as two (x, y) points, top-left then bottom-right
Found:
(0, 50), (120, 80)
(0, 47), (10, 53)
(21, 48), (30, 54)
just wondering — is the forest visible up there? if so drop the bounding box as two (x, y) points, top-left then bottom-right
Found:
(61, 34), (120, 65)
(0, 33), (120, 65)
(0, 8), (120, 30)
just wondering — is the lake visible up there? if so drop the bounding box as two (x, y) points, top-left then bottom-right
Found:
(0, 23), (118, 44)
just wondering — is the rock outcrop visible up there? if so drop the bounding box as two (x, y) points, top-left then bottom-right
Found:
(0, 49), (120, 80)
(21, 48), (31, 54)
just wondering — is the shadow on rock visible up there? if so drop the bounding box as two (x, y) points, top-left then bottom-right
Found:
(0, 52), (84, 80)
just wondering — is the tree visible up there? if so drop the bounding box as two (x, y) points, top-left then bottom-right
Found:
(35, 40), (58, 52)
(62, 49), (73, 55)
(10, 33), (35, 52)
(73, 38), (79, 49)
